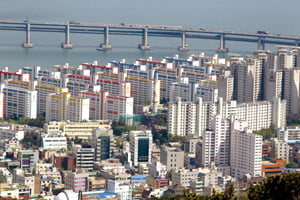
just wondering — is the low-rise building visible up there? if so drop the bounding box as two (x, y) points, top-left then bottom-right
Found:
(42, 133), (67, 151)
(44, 120), (111, 140)
(261, 160), (284, 177)
(64, 171), (89, 192)
(160, 145), (184, 170)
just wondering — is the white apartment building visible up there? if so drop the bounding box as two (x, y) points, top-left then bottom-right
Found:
(155, 68), (177, 101)
(283, 67), (300, 119)
(218, 72), (234, 101)
(172, 168), (199, 187)
(0, 68), (30, 82)
(230, 118), (262, 179)
(201, 115), (231, 167)
(194, 80), (219, 102)
(198, 167), (223, 187)
(1, 86), (37, 119)
(272, 97), (287, 129)
(106, 179), (131, 200)
(38, 76), (62, 88)
(82, 61), (119, 75)
(42, 133), (67, 151)
(4, 79), (30, 90)
(273, 139), (289, 162)
(168, 96), (283, 137)
(168, 97), (202, 136)
(65, 74), (91, 85)
(66, 81), (89, 95)
(124, 76), (159, 105)
(264, 70), (283, 101)
(169, 78), (191, 103)
(232, 101), (273, 131)
(45, 88), (90, 122)
(67, 96), (90, 122)
(277, 46), (300, 70)
(78, 90), (109, 120)
(45, 88), (70, 122)
(148, 161), (167, 178)
(35, 84), (57, 116)
(96, 78), (131, 97)
(104, 95), (133, 123)
(277, 126), (300, 141)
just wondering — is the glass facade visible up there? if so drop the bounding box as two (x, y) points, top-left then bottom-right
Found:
(100, 135), (111, 160)
(138, 138), (149, 162)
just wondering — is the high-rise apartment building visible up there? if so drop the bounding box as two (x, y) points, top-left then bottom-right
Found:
(0, 86), (37, 119)
(168, 97), (285, 137)
(45, 88), (90, 122)
(282, 67), (300, 119)
(264, 69), (283, 101)
(104, 95), (133, 122)
(230, 118), (262, 179)
(201, 115), (231, 167)
(218, 71), (234, 101)
(78, 90), (109, 120)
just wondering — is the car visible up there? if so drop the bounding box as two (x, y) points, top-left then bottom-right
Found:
(257, 30), (268, 34)
(69, 21), (80, 25)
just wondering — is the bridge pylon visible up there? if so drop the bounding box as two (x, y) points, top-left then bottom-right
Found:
(61, 24), (73, 49)
(138, 28), (151, 50)
(257, 38), (265, 50)
(216, 34), (228, 53)
(97, 26), (112, 51)
(22, 23), (33, 48)
(178, 32), (189, 51)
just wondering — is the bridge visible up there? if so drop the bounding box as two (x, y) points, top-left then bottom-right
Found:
(0, 20), (300, 52)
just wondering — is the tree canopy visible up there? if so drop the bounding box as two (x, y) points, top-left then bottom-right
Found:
(248, 172), (300, 200)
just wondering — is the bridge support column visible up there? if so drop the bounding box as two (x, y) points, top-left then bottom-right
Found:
(178, 32), (189, 51)
(138, 28), (151, 50)
(22, 23), (33, 48)
(97, 26), (112, 51)
(61, 24), (73, 49)
(258, 38), (265, 50)
(216, 34), (228, 53)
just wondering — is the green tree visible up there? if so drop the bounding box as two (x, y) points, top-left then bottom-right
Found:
(112, 124), (135, 136)
(20, 130), (40, 149)
(211, 184), (237, 200)
(253, 124), (275, 140)
(248, 172), (300, 200)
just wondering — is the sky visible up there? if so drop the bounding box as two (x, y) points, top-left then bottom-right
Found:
(0, 0), (299, 35)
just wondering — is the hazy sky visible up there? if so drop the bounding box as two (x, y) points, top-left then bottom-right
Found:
(0, 0), (299, 34)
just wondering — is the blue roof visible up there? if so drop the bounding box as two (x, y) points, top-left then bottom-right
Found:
(287, 139), (300, 144)
(86, 192), (117, 199)
(131, 175), (147, 182)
